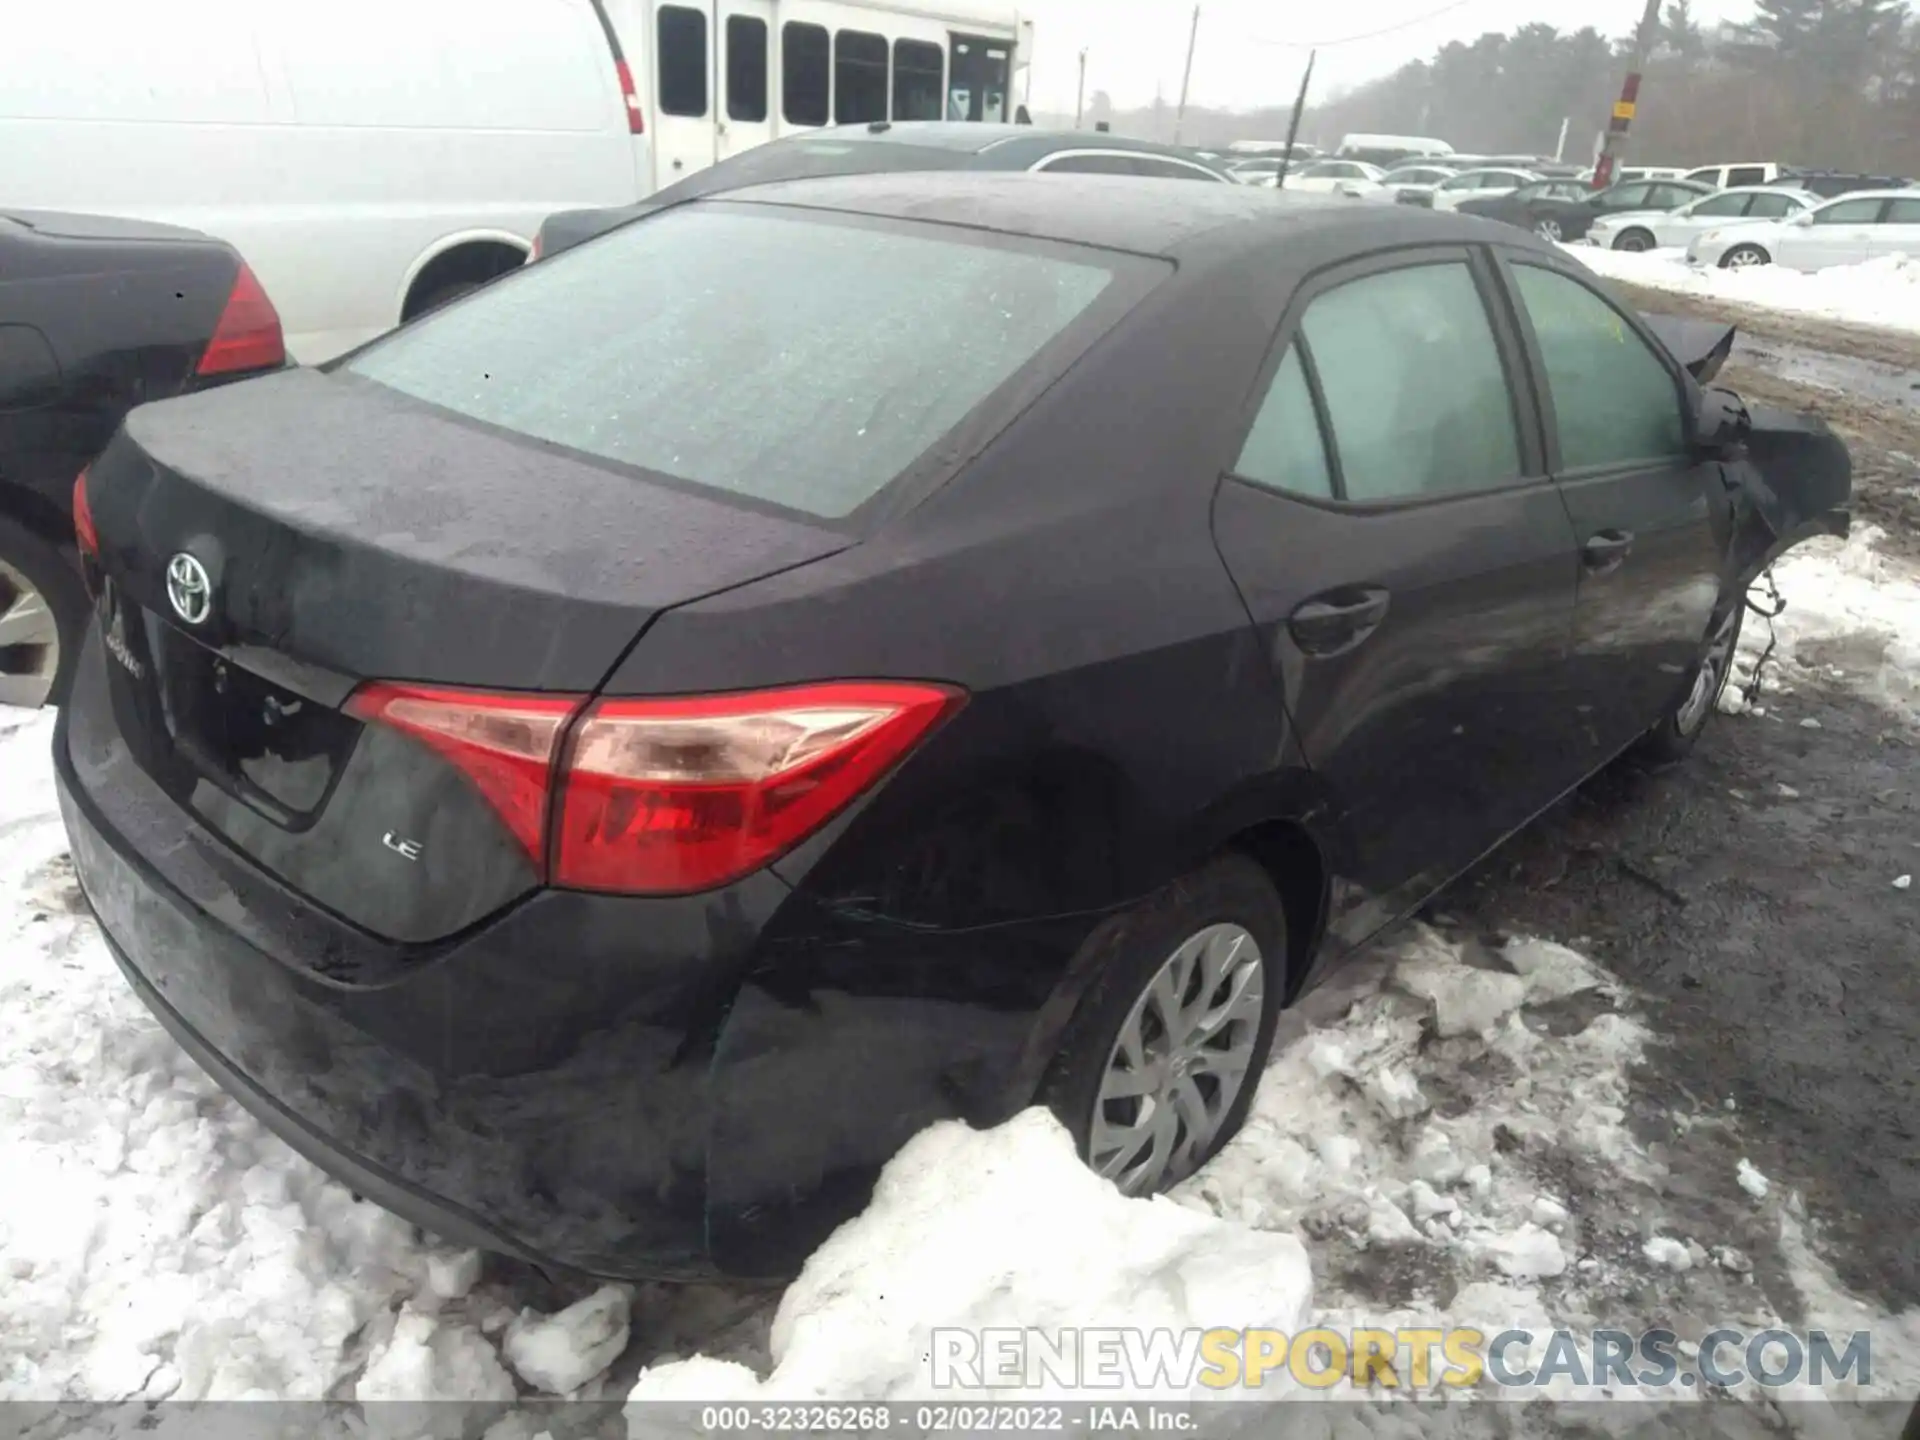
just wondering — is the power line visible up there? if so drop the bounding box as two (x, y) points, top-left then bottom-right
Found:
(1238, 0), (1480, 49)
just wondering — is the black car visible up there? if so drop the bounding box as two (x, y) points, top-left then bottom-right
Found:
(533, 122), (1235, 259)
(1, 209), (285, 709)
(1459, 177), (1713, 242)
(58, 176), (1849, 1282)
(1770, 169), (1915, 199)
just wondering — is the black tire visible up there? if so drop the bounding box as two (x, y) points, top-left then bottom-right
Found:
(0, 512), (87, 709)
(409, 279), (481, 319)
(1039, 853), (1289, 1195)
(1720, 243), (1771, 269)
(1613, 227), (1655, 252)
(1639, 600), (1745, 764)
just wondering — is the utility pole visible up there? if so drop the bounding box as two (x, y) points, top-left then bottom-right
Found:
(1593, 0), (1663, 188)
(1075, 48), (1088, 129)
(1554, 115), (1570, 161)
(1274, 51), (1316, 189)
(1173, 5), (1200, 145)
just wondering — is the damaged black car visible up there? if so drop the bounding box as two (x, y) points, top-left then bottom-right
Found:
(55, 176), (1849, 1282)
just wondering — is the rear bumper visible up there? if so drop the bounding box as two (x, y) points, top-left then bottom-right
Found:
(55, 631), (1064, 1279)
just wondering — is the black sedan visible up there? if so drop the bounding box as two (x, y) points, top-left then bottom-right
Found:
(532, 121), (1234, 259)
(1, 210), (286, 708)
(1459, 176), (1714, 242)
(58, 177), (1849, 1281)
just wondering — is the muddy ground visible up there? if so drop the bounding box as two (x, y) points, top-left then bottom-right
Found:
(1441, 307), (1920, 1315)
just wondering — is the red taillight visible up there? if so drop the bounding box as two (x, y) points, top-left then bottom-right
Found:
(346, 679), (961, 894)
(554, 682), (961, 894)
(345, 684), (581, 868)
(73, 468), (99, 557)
(615, 59), (644, 134)
(196, 262), (286, 377)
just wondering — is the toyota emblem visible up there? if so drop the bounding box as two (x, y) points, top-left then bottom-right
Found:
(166, 552), (213, 626)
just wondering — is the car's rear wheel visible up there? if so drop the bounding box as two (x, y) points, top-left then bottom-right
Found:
(1041, 854), (1287, 1196)
(1721, 243), (1771, 269)
(1640, 600), (1745, 763)
(1533, 217), (1564, 241)
(0, 516), (85, 710)
(1613, 227), (1656, 252)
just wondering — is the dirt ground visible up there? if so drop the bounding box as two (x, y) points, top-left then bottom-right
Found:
(1440, 305), (1920, 1315)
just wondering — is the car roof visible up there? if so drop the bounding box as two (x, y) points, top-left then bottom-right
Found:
(1814, 187), (1918, 201)
(710, 170), (1554, 261)
(821, 121), (1219, 162)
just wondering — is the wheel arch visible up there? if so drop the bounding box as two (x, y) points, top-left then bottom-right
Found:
(395, 231), (532, 323)
(1007, 770), (1342, 1107)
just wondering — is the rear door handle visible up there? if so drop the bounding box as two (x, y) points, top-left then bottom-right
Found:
(1289, 587), (1390, 656)
(1582, 529), (1635, 575)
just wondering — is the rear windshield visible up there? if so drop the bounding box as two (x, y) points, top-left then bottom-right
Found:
(344, 206), (1121, 519)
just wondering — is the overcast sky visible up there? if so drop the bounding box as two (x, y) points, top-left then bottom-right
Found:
(1021, 0), (1757, 115)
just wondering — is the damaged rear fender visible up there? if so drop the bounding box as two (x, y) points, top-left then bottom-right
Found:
(1709, 390), (1854, 592)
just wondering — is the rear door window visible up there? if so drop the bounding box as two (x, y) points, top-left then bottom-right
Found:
(1689, 192), (1751, 218)
(1295, 261), (1522, 502)
(1813, 197), (1886, 224)
(342, 208), (1143, 520)
(1744, 191), (1803, 219)
(656, 6), (708, 118)
(1037, 153), (1141, 175)
(1884, 198), (1920, 223)
(1129, 157), (1226, 182)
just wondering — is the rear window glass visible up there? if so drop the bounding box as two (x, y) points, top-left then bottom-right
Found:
(343, 208), (1121, 519)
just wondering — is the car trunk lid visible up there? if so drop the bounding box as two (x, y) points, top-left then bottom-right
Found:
(81, 369), (850, 944)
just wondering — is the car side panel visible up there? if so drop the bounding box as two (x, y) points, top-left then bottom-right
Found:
(0, 221), (237, 532)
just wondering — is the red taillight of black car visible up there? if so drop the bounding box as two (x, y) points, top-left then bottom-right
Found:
(348, 680), (963, 895)
(73, 468), (99, 558)
(196, 262), (287, 377)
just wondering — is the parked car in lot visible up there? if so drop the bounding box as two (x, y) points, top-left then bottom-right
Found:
(534, 122), (1232, 259)
(1769, 169), (1916, 199)
(1460, 177), (1713, 242)
(1682, 162), (1785, 190)
(1586, 186), (1819, 251)
(1427, 167), (1541, 212)
(57, 176), (1849, 1280)
(1269, 159), (1388, 195)
(4, 0), (1034, 363)
(1372, 163), (1461, 204)
(0, 209), (284, 709)
(1687, 189), (1920, 269)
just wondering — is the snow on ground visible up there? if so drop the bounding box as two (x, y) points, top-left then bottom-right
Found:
(1721, 526), (1920, 727)
(2, 522), (1917, 1430)
(1566, 243), (1920, 335)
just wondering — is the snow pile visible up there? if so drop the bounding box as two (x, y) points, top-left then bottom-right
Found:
(1568, 243), (1920, 334)
(628, 1108), (1313, 1405)
(0, 712), (645, 1409)
(1722, 528), (1920, 724)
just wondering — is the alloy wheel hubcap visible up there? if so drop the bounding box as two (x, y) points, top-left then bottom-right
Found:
(0, 559), (60, 710)
(1536, 219), (1562, 241)
(1090, 923), (1264, 1196)
(1677, 608), (1740, 735)
(1728, 249), (1763, 268)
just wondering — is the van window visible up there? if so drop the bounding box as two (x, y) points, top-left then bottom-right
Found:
(1726, 166), (1767, 187)
(726, 16), (768, 123)
(893, 39), (944, 120)
(783, 22), (831, 126)
(657, 6), (708, 118)
(835, 30), (889, 125)
(276, 0), (607, 131)
(344, 209), (1126, 520)
(5, 3), (274, 123)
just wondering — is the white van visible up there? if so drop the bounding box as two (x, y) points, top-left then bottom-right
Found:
(2, 0), (645, 361)
(3, 0), (1030, 362)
